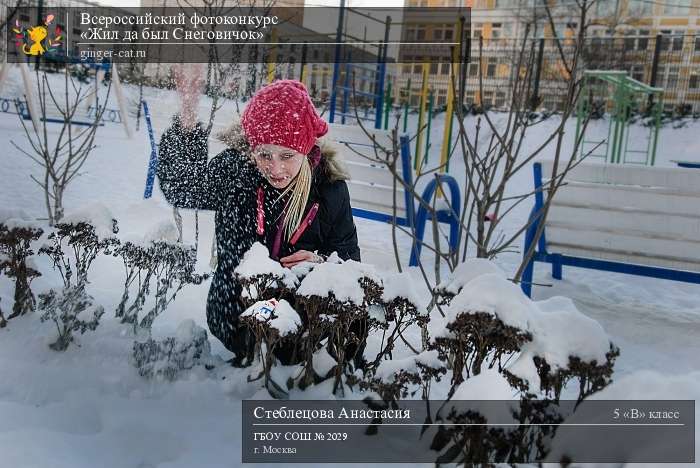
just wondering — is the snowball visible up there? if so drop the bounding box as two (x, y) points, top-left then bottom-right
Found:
(235, 242), (298, 288)
(297, 258), (381, 305)
(61, 203), (117, 239)
(437, 258), (507, 295)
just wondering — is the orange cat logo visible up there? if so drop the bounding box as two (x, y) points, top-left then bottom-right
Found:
(13, 14), (62, 56)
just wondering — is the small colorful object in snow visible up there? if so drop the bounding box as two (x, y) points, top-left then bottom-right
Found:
(252, 299), (278, 318)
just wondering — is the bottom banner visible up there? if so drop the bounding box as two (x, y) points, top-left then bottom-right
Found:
(241, 400), (695, 463)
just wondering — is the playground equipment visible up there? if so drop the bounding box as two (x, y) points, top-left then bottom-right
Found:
(521, 159), (700, 297)
(0, 59), (131, 136)
(327, 123), (461, 266)
(575, 70), (662, 166)
(328, 8), (391, 130)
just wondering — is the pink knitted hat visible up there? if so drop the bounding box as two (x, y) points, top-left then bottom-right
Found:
(241, 80), (329, 156)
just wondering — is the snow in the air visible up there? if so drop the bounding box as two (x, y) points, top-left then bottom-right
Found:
(0, 64), (699, 468)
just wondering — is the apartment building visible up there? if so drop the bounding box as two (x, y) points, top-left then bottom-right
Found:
(394, 0), (700, 112)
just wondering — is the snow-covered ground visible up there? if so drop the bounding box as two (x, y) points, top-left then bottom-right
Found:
(0, 67), (699, 467)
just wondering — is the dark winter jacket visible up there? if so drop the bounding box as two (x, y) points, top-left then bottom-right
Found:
(156, 116), (361, 356)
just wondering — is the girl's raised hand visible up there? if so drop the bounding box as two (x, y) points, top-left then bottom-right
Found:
(173, 63), (205, 131)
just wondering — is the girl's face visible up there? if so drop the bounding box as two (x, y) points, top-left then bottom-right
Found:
(252, 144), (305, 189)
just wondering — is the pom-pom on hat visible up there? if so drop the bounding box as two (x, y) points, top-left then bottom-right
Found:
(241, 80), (329, 156)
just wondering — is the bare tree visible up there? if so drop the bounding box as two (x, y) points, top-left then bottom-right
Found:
(341, 1), (603, 327)
(11, 66), (112, 224)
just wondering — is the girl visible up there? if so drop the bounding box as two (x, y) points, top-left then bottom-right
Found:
(157, 68), (362, 367)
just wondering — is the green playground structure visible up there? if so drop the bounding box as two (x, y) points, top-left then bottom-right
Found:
(575, 70), (663, 166)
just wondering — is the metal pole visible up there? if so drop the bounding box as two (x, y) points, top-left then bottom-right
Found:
(299, 42), (308, 82)
(374, 15), (391, 129)
(329, 0), (346, 124)
(531, 38), (545, 111)
(458, 16), (467, 108)
(647, 34), (662, 112)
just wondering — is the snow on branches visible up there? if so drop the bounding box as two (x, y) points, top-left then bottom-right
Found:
(0, 209), (43, 321)
(132, 319), (215, 381)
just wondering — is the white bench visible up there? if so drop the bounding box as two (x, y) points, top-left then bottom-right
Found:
(521, 159), (700, 296)
(327, 123), (462, 266)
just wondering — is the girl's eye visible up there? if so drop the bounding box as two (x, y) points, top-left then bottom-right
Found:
(281, 154), (294, 160)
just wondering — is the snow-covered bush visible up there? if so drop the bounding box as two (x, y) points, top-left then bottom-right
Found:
(235, 242), (299, 308)
(240, 299), (302, 398)
(113, 220), (209, 332)
(39, 206), (120, 288)
(295, 258), (381, 394)
(36, 206), (118, 350)
(234, 244), (383, 395)
(132, 320), (215, 381)
(358, 350), (447, 402)
(369, 272), (430, 367)
(0, 209), (43, 320)
(354, 262), (619, 464)
(38, 284), (104, 351)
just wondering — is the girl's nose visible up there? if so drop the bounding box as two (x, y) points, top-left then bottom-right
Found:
(269, 160), (285, 176)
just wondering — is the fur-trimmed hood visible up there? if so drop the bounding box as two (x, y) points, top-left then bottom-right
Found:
(216, 122), (349, 183)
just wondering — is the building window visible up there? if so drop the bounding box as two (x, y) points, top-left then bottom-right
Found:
(663, 0), (690, 15)
(661, 65), (680, 89)
(690, 72), (699, 90)
(625, 29), (650, 51)
(627, 0), (652, 16)
(437, 89), (447, 107)
(491, 23), (502, 40)
(441, 62), (451, 75)
(472, 23), (483, 40)
(430, 62), (438, 74)
(414, 62), (422, 74)
(406, 25), (426, 42)
(468, 62), (479, 77)
(483, 90), (494, 107)
(486, 57), (497, 77)
(495, 91), (506, 108)
(595, 0), (618, 18)
(659, 30), (684, 52)
(695, 36), (700, 54)
(630, 65), (645, 82)
(432, 24), (454, 41)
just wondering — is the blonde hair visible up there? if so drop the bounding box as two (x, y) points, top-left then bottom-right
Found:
(277, 157), (312, 241)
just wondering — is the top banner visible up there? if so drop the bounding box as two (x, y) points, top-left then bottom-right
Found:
(6, 7), (471, 64)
